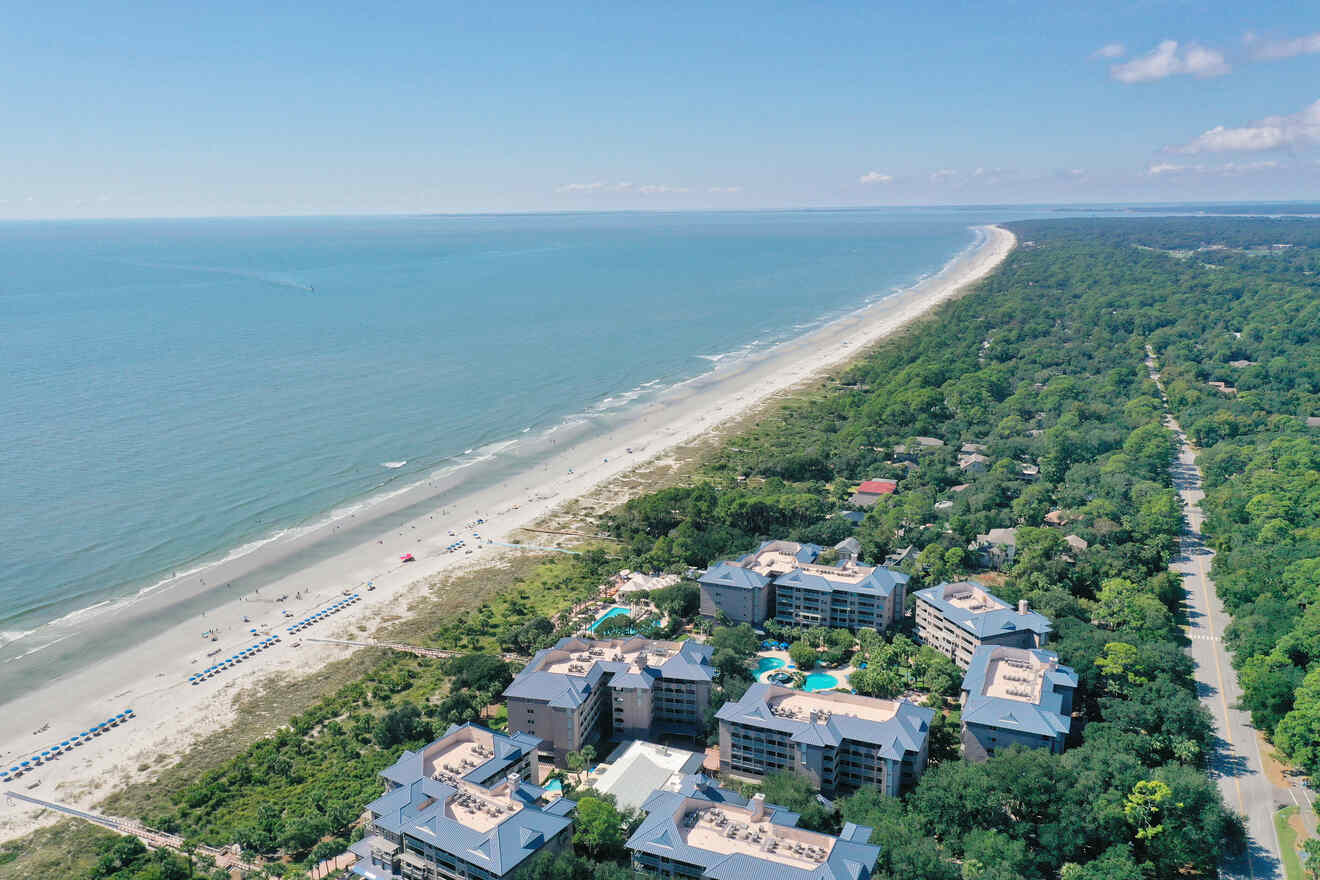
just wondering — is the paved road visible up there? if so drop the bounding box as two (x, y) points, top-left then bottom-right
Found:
(1148, 351), (1285, 879)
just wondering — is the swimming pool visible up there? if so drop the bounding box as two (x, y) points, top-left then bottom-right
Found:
(754, 656), (785, 674)
(590, 606), (631, 633)
(543, 779), (563, 794)
(803, 672), (839, 692)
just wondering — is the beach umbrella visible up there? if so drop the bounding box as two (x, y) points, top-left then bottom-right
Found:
(20, 761), (29, 767)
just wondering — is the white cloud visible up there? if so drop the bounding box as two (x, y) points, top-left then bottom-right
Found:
(1111, 39), (1229, 83)
(1173, 99), (1320, 153)
(637, 184), (690, 194)
(1146, 159), (1282, 175)
(858, 171), (893, 184)
(1146, 162), (1186, 175)
(1246, 31), (1320, 61)
(929, 169), (958, 183)
(707, 186), (742, 193)
(1091, 43), (1125, 59)
(555, 181), (634, 193)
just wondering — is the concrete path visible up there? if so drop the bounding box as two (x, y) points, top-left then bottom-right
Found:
(1147, 350), (1286, 880)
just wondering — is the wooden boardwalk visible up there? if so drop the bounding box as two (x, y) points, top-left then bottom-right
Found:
(3, 790), (262, 873)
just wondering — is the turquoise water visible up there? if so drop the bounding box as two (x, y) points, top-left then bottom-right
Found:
(754, 656), (785, 674)
(803, 672), (839, 692)
(0, 208), (1035, 661)
(590, 606), (631, 632)
(543, 779), (562, 794)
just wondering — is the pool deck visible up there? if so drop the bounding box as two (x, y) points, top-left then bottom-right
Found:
(752, 650), (855, 691)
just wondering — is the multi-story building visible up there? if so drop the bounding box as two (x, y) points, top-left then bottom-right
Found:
(351, 723), (574, 880)
(913, 581), (1052, 669)
(715, 683), (933, 796)
(960, 646), (1077, 760)
(626, 774), (882, 880)
(698, 540), (907, 631)
(503, 637), (714, 763)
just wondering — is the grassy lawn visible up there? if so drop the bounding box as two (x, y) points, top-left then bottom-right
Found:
(1276, 806), (1303, 880)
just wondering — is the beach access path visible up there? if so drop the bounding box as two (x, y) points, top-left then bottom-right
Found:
(1147, 348), (1287, 880)
(0, 225), (1016, 843)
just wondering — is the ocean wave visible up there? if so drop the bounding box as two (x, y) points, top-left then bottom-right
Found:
(0, 629), (34, 648)
(7, 633), (72, 662)
(382, 461), (407, 469)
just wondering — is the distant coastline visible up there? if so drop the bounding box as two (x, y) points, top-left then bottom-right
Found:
(0, 222), (1016, 842)
(0, 210), (984, 650)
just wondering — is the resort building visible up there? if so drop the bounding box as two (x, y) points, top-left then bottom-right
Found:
(715, 683), (933, 796)
(351, 724), (574, 880)
(914, 581), (1053, 669)
(503, 637), (715, 764)
(698, 540), (907, 632)
(626, 774), (882, 880)
(960, 646), (1077, 760)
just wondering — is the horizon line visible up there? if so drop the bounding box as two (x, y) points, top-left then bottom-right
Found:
(3, 198), (1319, 224)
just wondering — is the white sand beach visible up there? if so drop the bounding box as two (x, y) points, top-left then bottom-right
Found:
(0, 224), (1015, 840)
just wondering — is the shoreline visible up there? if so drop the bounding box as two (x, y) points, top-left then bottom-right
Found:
(0, 223), (1016, 841)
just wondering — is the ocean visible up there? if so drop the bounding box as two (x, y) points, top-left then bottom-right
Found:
(0, 208), (1016, 665)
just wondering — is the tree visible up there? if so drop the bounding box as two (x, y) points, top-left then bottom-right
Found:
(1274, 665), (1320, 774)
(572, 796), (630, 860)
(1123, 779), (1171, 841)
(651, 582), (700, 619)
(1303, 838), (1320, 880)
(710, 624), (760, 659)
(788, 640), (819, 670)
(445, 653), (514, 696)
(1059, 846), (1144, 880)
(757, 771), (833, 831)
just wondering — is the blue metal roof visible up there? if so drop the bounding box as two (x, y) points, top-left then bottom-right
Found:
(960, 646), (1077, 738)
(366, 769), (573, 876)
(698, 562), (772, 591)
(626, 775), (880, 880)
(503, 637), (714, 707)
(380, 723), (542, 790)
(914, 581), (1053, 639)
(715, 684), (932, 759)
(772, 565), (907, 598)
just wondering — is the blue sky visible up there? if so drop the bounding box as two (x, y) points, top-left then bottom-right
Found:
(3, 0), (1318, 217)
